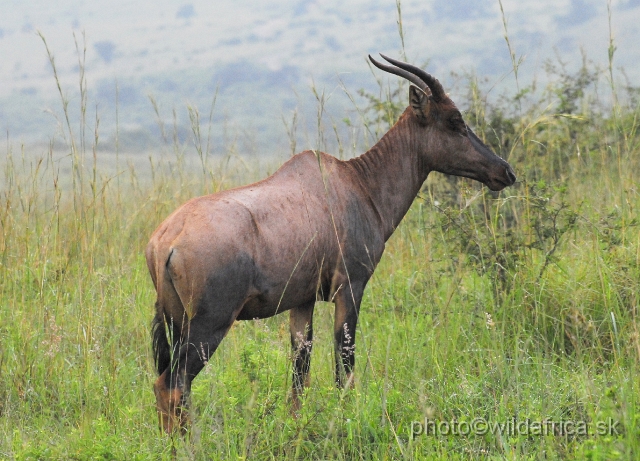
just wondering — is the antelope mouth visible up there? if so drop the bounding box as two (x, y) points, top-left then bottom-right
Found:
(488, 166), (517, 191)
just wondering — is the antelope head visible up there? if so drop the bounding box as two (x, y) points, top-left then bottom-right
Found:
(369, 54), (516, 191)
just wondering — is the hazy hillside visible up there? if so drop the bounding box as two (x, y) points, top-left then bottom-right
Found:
(1, 0), (639, 154)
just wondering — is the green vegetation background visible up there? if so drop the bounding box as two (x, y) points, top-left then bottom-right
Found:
(1, 24), (639, 461)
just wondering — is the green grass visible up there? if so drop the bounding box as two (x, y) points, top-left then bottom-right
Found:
(1, 31), (640, 460)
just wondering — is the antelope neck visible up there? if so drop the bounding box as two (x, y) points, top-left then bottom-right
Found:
(347, 111), (431, 241)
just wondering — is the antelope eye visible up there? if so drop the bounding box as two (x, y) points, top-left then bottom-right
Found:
(448, 113), (465, 132)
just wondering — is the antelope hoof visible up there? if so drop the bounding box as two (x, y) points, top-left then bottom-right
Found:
(154, 373), (189, 434)
(344, 372), (355, 390)
(290, 389), (304, 418)
(336, 372), (355, 390)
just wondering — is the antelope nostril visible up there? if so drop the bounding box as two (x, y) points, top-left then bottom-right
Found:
(506, 166), (516, 184)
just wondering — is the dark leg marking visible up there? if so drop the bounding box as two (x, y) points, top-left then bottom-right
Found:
(289, 300), (315, 411)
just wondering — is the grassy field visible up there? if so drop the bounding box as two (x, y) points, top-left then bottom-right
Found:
(1, 34), (640, 460)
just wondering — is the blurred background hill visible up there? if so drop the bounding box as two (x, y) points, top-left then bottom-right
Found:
(1, 0), (639, 155)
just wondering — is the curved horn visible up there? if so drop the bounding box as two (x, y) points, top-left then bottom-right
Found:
(379, 53), (447, 102)
(368, 54), (428, 91)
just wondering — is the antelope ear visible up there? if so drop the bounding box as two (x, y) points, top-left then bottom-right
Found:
(409, 85), (431, 123)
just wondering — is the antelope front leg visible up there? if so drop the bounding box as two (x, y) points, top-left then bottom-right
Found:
(289, 300), (315, 412)
(333, 284), (363, 389)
